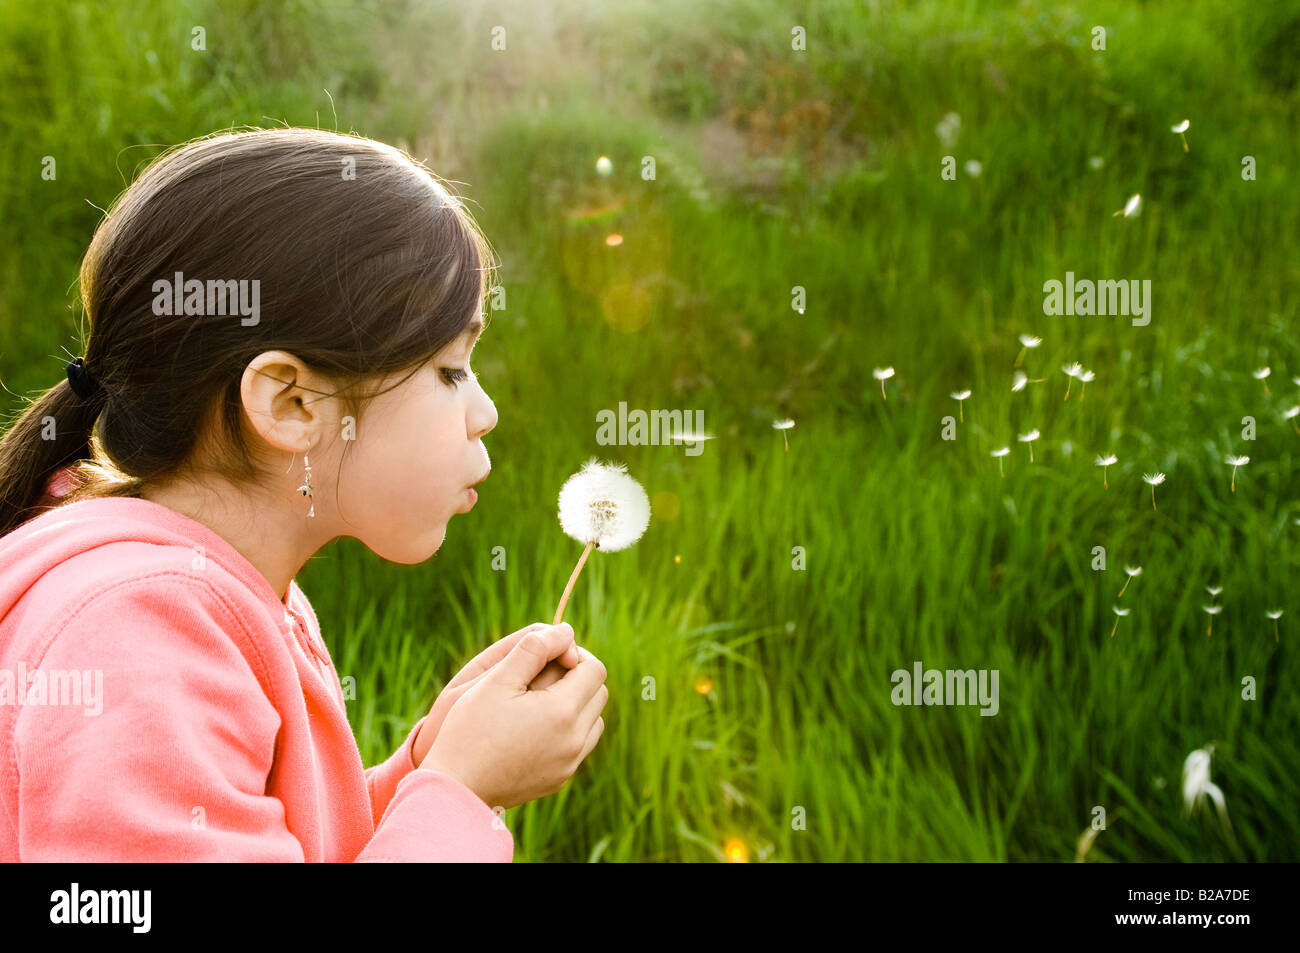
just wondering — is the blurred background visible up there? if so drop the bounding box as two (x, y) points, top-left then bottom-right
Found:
(1, 0), (1297, 860)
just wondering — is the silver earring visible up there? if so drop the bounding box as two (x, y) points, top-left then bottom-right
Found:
(288, 448), (315, 517)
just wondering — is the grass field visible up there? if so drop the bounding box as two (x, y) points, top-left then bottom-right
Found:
(2, 0), (1298, 861)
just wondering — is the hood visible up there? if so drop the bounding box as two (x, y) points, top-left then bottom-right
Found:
(0, 496), (297, 633)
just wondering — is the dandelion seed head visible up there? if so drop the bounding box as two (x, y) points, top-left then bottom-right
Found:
(1112, 606), (1130, 617)
(1078, 369), (1096, 383)
(1063, 362), (1084, 378)
(1253, 367), (1271, 380)
(1266, 609), (1284, 620)
(1018, 429), (1040, 443)
(1012, 371), (1029, 392)
(1226, 455), (1250, 467)
(1206, 585), (1223, 597)
(557, 458), (651, 552)
(1122, 194), (1142, 218)
(1202, 605), (1223, 616)
(1019, 334), (1042, 348)
(1284, 406), (1300, 420)
(991, 447), (1010, 457)
(1142, 472), (1166, 486)
(951, 389), (972, 400)
(1125, 565), (1142, 577)
(1172, 119), (1190, 133)
(1096, 453), (1118, 466)
(873, 367), (895, 381)
(772, 419), (795, 431)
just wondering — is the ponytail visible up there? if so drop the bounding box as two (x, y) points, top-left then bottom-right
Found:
(0, 369), (108, 537)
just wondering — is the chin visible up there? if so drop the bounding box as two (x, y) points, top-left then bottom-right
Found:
(367, 522), (448, 564)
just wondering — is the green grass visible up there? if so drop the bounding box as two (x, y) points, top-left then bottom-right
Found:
(2, 0), (1298, 861)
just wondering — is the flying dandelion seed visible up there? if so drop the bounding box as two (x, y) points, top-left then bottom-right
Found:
(1182, 747), (1234, 843)
(1110, 606), (1130, 639)
(1117, 564), (1142, 598)
(873, 366), (895, 400)
(1266, 608), (1283, 643)
(1018, 428), (1040, 462)
(1114, 193), (1142, 218)
(935, 112), (962, 149)
(1284, 406), (1300, 435)
(964, 159), (982, 177)
(1143, 471), (1166, 510)
(1077, 368), (1096, 402)
(1011, 370), (1046, 392)
(595, 156), (614, 177)
(552, 459), (651, 626)
(1203, 604), (1223, 637)
(951, 389), (971, 422)
(1206, 585), (1223, 599)
(1253, 367), (1271, 396)
(1226, 454), (1250, 493)
(669, 429), (714, 451)
(772, 418), (795, 452)
(1062, 362), (1084, 401)
(1088, 156), (1105, 170)
(1015, 333), (1042, 367)
(1171, 119), (1190, 152)
(1096, 453), (1118, 490)
(991, 446), (1010, 477)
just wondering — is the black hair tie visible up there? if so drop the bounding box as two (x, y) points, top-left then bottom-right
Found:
(65, 357), (102, 399)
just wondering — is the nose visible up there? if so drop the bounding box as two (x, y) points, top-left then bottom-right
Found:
(470, 389), (497, 440)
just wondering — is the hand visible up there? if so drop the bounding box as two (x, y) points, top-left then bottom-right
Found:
(419, 626), (608, 810)
(410, 622), (581, 768)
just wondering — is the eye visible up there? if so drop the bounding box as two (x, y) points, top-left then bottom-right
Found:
(440, 367), (472, 388)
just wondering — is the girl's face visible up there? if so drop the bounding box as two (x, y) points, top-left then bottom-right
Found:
(337, 321), (496, 563)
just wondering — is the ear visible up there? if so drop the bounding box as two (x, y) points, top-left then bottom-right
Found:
(240, 350), (335, 453)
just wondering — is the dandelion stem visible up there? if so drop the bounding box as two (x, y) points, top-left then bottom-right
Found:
(553, 539), (597, 625)
(1118, 577), (1131, 598)
(1103, 467), (1109, 490)
(1110, 619), (1119, 639)
(1064, 379), (1072, 401)
(1275, 619), (1280, 643)
(1152, 486), (1158, 511)
(880, 379), (887, 400)
(998, 457), (1004, 478)
(782, 431), (789, 452)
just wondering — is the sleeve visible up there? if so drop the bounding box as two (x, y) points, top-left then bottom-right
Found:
(14, 576), (307, 861)
(358, 717), (515, 863)
(354, 768), (515, 863)
(363, 715), (424, 827)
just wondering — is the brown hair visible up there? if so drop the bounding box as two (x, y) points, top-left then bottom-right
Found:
(0, 127), (497, 537)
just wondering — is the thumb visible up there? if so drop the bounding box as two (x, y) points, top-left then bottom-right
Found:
(493, 624), (573, 688)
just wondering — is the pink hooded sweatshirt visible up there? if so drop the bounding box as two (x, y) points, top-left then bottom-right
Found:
(0, 488), (514, 862)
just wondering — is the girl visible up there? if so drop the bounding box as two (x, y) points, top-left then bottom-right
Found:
(0, 127), (608, 862)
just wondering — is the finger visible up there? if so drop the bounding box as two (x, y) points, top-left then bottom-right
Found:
(493, 624), (575, 688)
(551, 647), (607, 708)
(574, 715), (605, 764)
(453, 623), (550, 686)
(577, 681), (608, 728)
